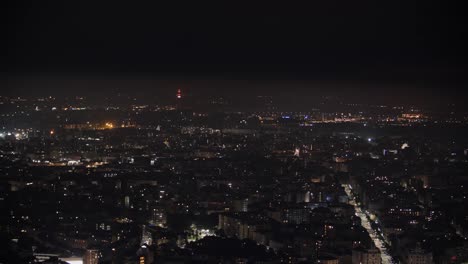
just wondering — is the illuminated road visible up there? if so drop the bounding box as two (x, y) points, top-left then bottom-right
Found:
(343, 184), (394, 264)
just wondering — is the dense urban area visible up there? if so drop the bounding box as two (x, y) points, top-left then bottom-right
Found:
(1, 91), (468, 264)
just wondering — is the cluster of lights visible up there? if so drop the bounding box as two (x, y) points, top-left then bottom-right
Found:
(0, 131), (28, 140)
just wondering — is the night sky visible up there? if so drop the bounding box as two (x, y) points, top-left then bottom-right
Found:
(4, 1), (468, 101)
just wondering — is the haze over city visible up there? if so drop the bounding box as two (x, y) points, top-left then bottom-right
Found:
(2, 1), (468, 264)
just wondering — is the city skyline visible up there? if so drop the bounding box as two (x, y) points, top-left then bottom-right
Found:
(3, 1), (468, 264)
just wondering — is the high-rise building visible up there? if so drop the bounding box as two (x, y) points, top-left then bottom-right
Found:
(232, 198), (249, 212)
(150, 207), (167, 227)
(84, 249), (99, 264)
(124, 196), (130, 208)
(141, 225), (153, 246)
(405, 245), (433, 264)
(284, 207), (310, 224)
(176, 88), (186, 109)
(136, 244), (154, 264)
(352, 247), (382, 264)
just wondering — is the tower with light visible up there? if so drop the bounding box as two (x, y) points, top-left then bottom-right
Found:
(176, 89), (182, 99)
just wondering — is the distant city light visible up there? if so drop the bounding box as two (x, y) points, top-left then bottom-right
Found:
(177, 89), (182, 99)
(294, 148), (300, 157)
(0, 91), (462, 263)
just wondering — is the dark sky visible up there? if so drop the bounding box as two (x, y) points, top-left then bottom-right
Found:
(3, 1), (468, 99)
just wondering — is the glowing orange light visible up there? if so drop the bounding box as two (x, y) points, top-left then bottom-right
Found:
(50, 130), (55, 135)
